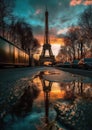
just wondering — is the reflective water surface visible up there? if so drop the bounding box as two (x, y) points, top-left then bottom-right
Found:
(0, 69), (92, 130)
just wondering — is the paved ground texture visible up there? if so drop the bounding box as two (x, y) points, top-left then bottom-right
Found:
(56, 67), (92, 78)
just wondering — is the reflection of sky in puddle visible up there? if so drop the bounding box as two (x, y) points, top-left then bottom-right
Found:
(33, 76), (66, 102)
(30, 70), (92, 129)
(32, 71), (92, 102)
(41, 70), (92, 83)
(0, 69), (92, 130)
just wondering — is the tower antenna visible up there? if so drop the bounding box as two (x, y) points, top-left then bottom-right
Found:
(45, 0), (48, 11)
(46, 4), (47, 11)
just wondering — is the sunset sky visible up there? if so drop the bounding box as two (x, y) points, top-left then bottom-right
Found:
(13, 0), (92, 56)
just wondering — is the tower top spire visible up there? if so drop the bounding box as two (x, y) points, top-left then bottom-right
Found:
(45, 4), (49, 44)
(46, 4), (47, 11)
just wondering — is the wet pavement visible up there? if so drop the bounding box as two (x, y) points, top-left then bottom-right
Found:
(0, 67), (92, 130)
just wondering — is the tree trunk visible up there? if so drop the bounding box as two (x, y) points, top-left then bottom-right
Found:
(80, 42), (83, 58)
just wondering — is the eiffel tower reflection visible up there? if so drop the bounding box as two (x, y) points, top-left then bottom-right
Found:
(38, 72), (60, 130)
(41, 78), (52, 123)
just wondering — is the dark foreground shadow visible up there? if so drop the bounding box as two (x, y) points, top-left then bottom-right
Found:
(11, 84), (40, 117)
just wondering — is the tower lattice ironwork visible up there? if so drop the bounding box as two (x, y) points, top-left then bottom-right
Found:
(39, 8), (55, 65)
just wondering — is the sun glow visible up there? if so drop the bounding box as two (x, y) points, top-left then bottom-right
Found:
(34, 34), (64, 60)
(33, 78), (66, 102)
(34, 43), (61, 60)
(35, 35), (64, 45)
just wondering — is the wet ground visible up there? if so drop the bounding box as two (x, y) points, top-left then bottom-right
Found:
(0, 67), (92, 130)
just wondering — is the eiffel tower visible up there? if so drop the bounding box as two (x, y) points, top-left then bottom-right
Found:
(39, 8), (55, 65)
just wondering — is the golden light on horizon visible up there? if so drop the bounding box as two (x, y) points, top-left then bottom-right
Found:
(33, 34), (65, 61)
(34, 81), (66, 102)
(35, 90), (66, 102)
(33, 43), (61, 60)
(35, 35), (64, 45)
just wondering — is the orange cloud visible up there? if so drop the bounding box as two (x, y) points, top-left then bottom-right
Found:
(35, 34), (64, 45)
(70, 0), (92, 6)
(35, 35), (44, 44)
(70, 0), (82, 6)
(83, 0), (92, 5)
(50, 35), (64, 45)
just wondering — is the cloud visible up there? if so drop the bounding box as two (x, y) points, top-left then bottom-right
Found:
(57, 28), (69, 35)
(83, 0), (92, 5)
(70, 0), (92, 6)
(14, 0), (89, 44)
(32, 25), (44, 35)
(49, 27), (58, 36)
(34, 9), (42, 15)
(28, 0), (87, 44)
(58, 2), (62, 6)
(70, 0), (82, 6)
(57, 34), (67, 38)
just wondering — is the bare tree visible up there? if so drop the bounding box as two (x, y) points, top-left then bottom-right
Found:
(79, 6), (92, 57)
(0, 0), (15, 37)
(58, 6), (92, 61)
(67, 26), (80, 60)
(9, 19), (40, 53)
(79, 6), (92, 39)
(58, 26), (86, 61)
(30, 38), (40, 54)
(11, 20), (33, 50)
(29, 38), (40, 66)
(8, 16), (17, 43)
(57, 45), (72, 63)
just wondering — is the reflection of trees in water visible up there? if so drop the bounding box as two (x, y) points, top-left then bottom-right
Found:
(55, 77), (92, 129)
(0, 82), (40, 129)
(38, 71), (92, 129)
(55, 98), (92, 130)
(60, 81), (92, 99)
(38, 72), (92, 130)
(11, 83), (40, 117)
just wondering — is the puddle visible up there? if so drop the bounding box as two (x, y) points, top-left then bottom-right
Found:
(0, 70), (92, 130)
